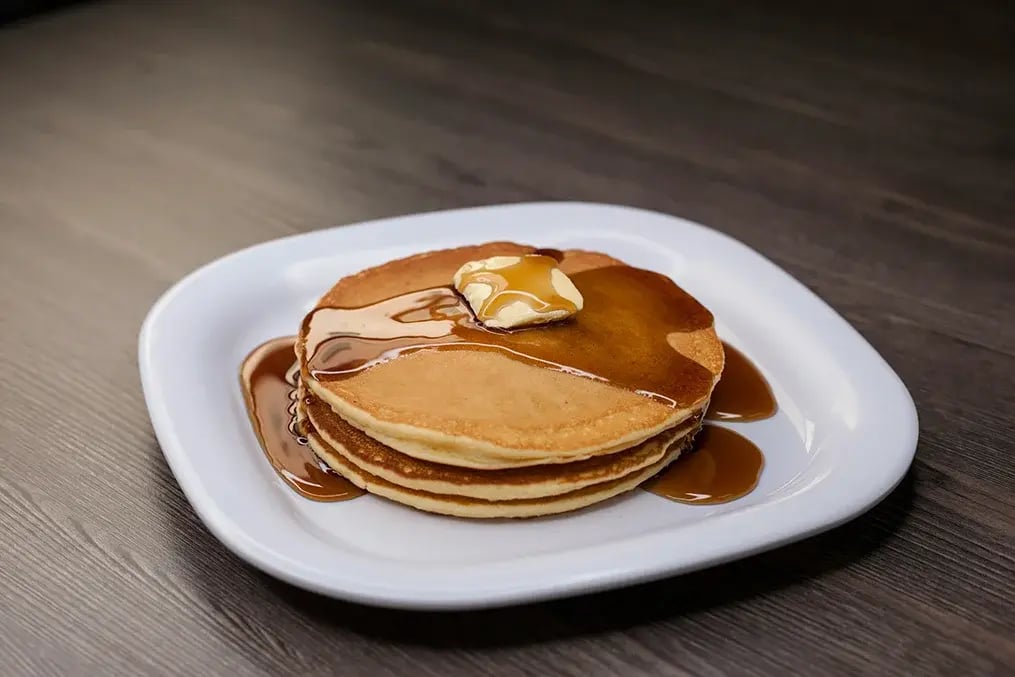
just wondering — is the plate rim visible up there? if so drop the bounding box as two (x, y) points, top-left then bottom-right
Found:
(139, 201), (919, 610)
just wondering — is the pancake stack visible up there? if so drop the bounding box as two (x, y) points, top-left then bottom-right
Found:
(294, 243), (724, 518)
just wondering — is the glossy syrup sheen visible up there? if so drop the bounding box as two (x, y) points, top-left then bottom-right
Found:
(706, 342), (777, 421)
(242, 336), (772, 506)
(643, 425), (764, 504)
(303, 265), (716, 409)
(246, 263), (777, 508)
(240, 337), (364, 501)
(457, 254), (579, 321)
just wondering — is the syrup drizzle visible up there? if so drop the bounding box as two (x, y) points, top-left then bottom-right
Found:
(240, 337), (363, 501)
(241, 269), (778, 508)
(643, 425), (765, 504)
(303, 265), (716, 409)
(706, 342), (777, 421)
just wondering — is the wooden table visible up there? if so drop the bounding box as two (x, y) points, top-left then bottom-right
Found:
(2, 1), (1012, 674)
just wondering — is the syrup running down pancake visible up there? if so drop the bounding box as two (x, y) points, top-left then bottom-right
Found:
(296, 244), (723, 470)
(238, 241), (775, 519)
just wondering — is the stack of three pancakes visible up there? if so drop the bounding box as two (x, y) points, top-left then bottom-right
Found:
(295, 243), (724, 518)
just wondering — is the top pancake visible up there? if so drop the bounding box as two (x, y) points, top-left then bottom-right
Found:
(297, 242), (723, 469)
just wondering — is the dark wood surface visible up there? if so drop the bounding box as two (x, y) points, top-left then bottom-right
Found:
(1, 1), (1012, 674)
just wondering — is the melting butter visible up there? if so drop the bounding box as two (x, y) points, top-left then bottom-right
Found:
(452, 255), (583, 329)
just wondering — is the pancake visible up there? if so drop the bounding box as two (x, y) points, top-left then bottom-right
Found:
(300, 402), (698, 519)
(304, 387), (702, 500)
(296, 243), (724, 469)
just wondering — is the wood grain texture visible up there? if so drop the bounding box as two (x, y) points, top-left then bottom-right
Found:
(1, 0), (1013, 675)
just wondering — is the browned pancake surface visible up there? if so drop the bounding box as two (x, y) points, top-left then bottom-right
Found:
(297, 243), (723, 467)
(304, 389), (701, 500)
(303, 418), (697, 519)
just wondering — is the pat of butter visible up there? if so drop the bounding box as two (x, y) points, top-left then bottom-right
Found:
(452, 254), (584, 329)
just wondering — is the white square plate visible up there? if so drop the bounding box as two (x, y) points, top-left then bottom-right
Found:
(139, 202), (918, 610)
